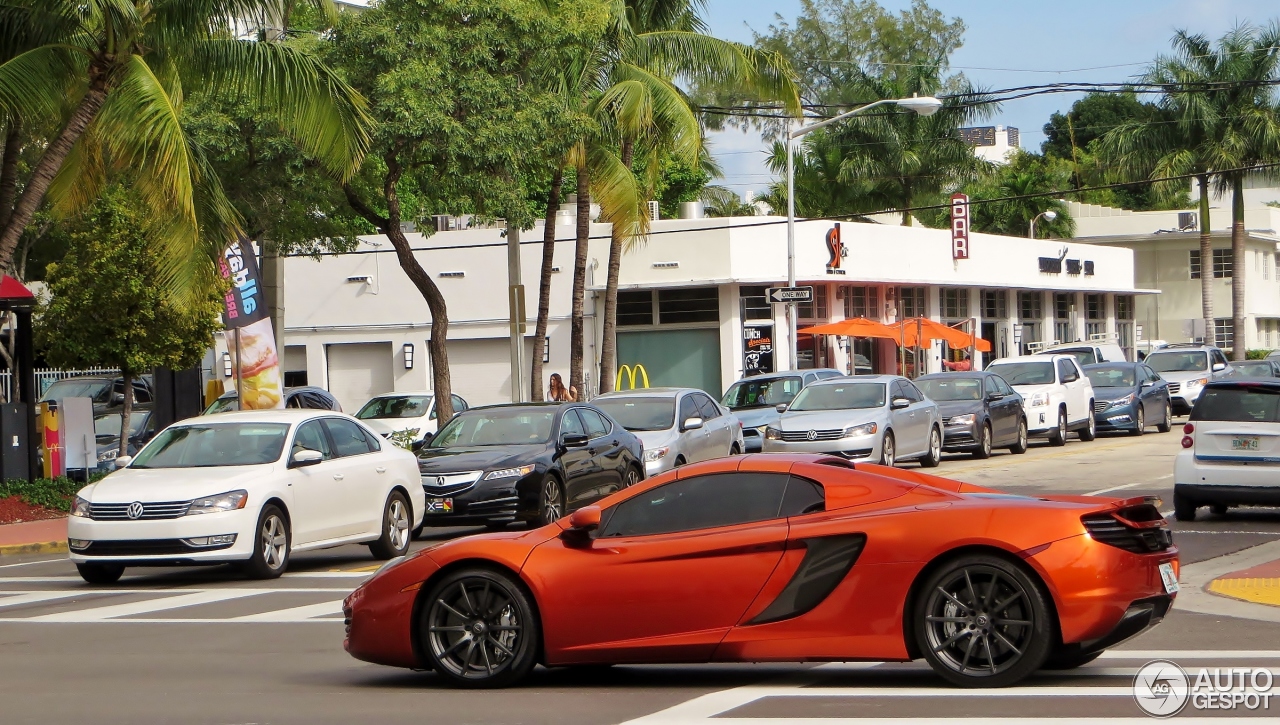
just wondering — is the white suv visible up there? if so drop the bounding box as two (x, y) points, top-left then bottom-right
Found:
(1174, 380), (1280, 521)
(987, 354), (1096, 446)
(1145, 344), (1236, 415)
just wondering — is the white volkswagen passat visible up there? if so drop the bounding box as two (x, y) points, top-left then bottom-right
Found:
(67, 410), (425, 584)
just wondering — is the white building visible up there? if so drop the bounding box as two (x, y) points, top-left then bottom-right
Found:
(235, 214), (1151, 411)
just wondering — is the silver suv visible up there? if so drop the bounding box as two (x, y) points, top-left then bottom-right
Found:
(1143, 344), (1237, 415)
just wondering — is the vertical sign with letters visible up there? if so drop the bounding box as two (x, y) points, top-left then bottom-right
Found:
(950, 193), (970, 260)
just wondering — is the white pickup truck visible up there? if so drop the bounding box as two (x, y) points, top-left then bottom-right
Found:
(987, 354), (1096, 446)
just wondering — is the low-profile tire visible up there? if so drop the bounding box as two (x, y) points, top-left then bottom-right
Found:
(730, 443), (741, 456)
(1009, 418), (1028, 454)
(624, 465), (642, 488)
(1173, 492), (1196, 522)
(972, 423), (992, 459)
(368, 491), (412, 560)
(915, 553), (1053, 688)
(1129, 407), (1145, 437)
(1078, 407), (1097, 441)
(536, 475), (565, 526)
(920, 427), (942, 468)
(1210, 503), (1228, 516)
(879, 431), (896, 467)
(1042, 649), (1104, 670)
(419, 567), (540, 688)
(76, 563), (124, 585)
(1047, 409), (1067, 447)
(241, 505), (290, 580)
(1156, 401), (1172, 433)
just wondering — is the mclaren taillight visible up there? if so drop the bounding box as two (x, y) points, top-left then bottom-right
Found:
(1082, 501), (1173, 554)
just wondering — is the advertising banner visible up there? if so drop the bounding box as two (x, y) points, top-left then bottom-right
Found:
(950, 193), (970, 260)
(743, 324), (775, 375)
(219, 239), (283, 409)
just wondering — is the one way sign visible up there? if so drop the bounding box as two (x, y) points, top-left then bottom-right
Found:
(767, 286), (814, 303)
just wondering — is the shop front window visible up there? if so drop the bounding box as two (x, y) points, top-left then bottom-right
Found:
(1054, 293), (1073, 343)
(940, 288), (969, 320)
(797, 286), (828, 320)
(982, 290), (1008, 319)
(844, 286), (878, 320)
(1085, 294), (1105, 339)
(739, 285), (771, 321)
(898, 287), (926, 320)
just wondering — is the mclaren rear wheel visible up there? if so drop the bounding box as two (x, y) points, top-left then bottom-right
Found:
(419, 568), (539, 688)
(915, 554), (1052, 688)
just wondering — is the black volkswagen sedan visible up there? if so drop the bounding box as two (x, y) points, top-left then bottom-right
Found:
(415, 403), (644, 532)
(1084, 362), (1172, 435)
(916, 371), (1027, 458)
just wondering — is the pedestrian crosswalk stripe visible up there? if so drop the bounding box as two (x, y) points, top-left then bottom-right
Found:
(0, 588), (353, 623)
(229, 599), (345, 622)
(27, 590), (263, 622)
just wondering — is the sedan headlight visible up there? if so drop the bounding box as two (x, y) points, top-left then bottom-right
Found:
(484, 464), (536, 480)
(1028, 392), (1049, 407)
(946, 414), (975, 426)
(643, 447), (669, 462)
(1108, 393), (1135, 407)
(842, 422), (877, 437)
(71, 496), (90, 518)
(765, 426), (782, 440)
(97, 449), (118, 463)
(186, 490), (248, 516)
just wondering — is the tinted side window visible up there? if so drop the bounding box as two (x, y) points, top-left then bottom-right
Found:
(324, 418), (376, 456)
(452, 395), (468, 412)
(293, 420), (334, 459)
(1212, 350), (1228, 367)
(889, 381), (905, 401)
(133, 385), (152, 404)
(996, 377), (1015, 396)
(780, 476), (825, 516)
(559, 409), (586, 437)
(984, 376), (1001, 396)
(579, 408), (611, 438)
(903, 381), (925, 403)
(678, 395), (700, 423)
(600, 473), (790, 537)
(1057, 359), (1077, 382)
(694, 394), (720, 420)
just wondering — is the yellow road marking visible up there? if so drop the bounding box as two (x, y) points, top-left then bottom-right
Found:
(1208, 577), (1280, 607)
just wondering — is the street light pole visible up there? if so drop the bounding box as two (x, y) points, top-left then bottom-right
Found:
(1029, 210), (1058, 239)
(784, 95), (943, 370)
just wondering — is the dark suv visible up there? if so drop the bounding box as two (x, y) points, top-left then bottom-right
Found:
(40, 375), (154, 414)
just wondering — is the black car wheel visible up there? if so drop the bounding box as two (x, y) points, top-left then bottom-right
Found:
(916, 554), (1052, 687)
(1078, 406), (1097, 441)
(1047, 408), (1067, 447)
(1009, 418), (1028, 454)
(537, 475), (564, 526)
(1156, 400), (1172, 433)
(972, 423), (992, 459)
(920, 427), (942, 468)
(624, 465), (641, 488)
(1173, 492), (1196, 522)
(419, 568), (539, 688)
(76, 563), (124, 585)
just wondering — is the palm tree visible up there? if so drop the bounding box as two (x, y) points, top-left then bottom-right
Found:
(0, 0), (371, 291)
(966, 151), (1074, 237)
(761, 131), (866, 217)
(700, 186), (757, 217)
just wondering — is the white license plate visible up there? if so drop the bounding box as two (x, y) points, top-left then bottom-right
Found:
(1159, 562), (1179, 594)
(1232, 437), (1260, 451)
(425, 498), (454, 514)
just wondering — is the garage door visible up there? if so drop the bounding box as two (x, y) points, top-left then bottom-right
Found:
(325, 342), (394, 413)
(616, 329), (721, 396)
(445, 338), (533, 407)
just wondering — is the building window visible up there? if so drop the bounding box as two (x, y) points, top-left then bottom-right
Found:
(1018, 291), (1042, 322)
(845, 286), (878, 320)
(739, 285), (771, 321)
(658, 287), (719, 324)
(898, 287), (927, 319)
(1189, 250), (1201, 279)
(1053, 293), (1073, 343)
(1214, 318), (1234, 349)
(981, 290), (1007, 319)
(797, 285), (828, 320)
(1084, 294), (1104, 339)
(618, 290), (654, 326)
(1116, 294), (1134, 320)
(940, 288), (969, 320)
(1266, 251), (1271, 280)
(1213, 249), (1233, 278)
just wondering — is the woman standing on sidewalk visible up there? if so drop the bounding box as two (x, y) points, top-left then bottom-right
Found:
(547, 373), (576, 402)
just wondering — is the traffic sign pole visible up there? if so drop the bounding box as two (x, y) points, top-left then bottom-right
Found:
(785, 134), (797, 371)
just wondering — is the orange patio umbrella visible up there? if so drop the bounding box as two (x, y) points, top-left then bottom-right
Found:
(894, 317), (992, 352)
(797, 317), (900, 339)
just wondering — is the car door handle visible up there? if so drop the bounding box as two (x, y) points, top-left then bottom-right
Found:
(376, 466), (386, 474)
(333, 473), (345, 481)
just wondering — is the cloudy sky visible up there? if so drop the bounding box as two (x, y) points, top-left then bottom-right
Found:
(700, 0), (1280, 197)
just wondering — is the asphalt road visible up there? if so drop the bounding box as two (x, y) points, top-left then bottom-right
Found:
(3, 423), (1280, 724)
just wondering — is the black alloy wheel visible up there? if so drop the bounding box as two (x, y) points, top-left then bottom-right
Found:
(537, 475), (564, 526)
(1156, 401), (1172, 433)
(76, 563), (125, 585)
(916, 554), (1052, 687)
(920, 427), (942, 468)
(1130, 407), (1145, 437)
(420, 568), (539, 688)
(1078, 406), (1097, 441)
(1047, 409), (1067, 447)
(1009, 418), (1028, 454)
(972, 423), (992, 459)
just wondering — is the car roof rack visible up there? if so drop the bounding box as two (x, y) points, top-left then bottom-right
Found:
(1026, 339), (1059, 354)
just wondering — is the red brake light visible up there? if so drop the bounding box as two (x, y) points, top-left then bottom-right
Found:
(1183, 423), (1194, 434)
(1181, 436), (1194, 449)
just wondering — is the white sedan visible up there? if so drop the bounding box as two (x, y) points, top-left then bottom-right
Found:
(67, 410), (425, 584)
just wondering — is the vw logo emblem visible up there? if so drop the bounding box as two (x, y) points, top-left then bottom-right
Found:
(806, 430), (817, 441)
(435, 476), (447, 486)
(126, 501), (145, 520)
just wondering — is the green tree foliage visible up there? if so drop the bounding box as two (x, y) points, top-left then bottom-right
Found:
(36, 188), (223, 456)
(700, 186), (758, 217)
(961, 151), (1074, 238)
(652, 153), (714, 218)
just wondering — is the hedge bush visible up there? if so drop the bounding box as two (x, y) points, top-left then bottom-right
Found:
(0, 474), (107, 512)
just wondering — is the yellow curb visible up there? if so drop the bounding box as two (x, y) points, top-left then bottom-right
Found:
(0, 540), (67, 557)
(1208, 577), (1280, 607)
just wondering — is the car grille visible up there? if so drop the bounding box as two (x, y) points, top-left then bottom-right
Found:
(778, 429), (845, 442)
(1082, 513), (1173, 553)
(1167, 382), (1180, 394)
(1093, 400), (1110, 414)
(421, 470), (483, 496)
(463, 496), (521, 520)
(88, 501), (192, 520)
(73, 538), (233, 556)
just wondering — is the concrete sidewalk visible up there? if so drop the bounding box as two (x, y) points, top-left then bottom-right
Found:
(0, 517), (67, 556)
(1209, 557), (1280, 607)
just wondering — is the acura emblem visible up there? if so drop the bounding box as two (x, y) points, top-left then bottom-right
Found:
(806, 430), (817, 441)
(126, 501), (145, 520)
(435, 476), (447, 486)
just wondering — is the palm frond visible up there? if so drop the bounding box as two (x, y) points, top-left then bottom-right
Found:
(0, 44), (83, 121)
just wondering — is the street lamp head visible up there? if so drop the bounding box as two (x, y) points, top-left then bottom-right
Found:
(896, 95), (943, 116)
(1042, 210), (1058, 222)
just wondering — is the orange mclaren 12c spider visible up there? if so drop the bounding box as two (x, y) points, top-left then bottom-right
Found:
(343, 454), (1179, 688)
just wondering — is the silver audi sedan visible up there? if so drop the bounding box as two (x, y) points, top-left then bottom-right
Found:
(762, 375), (943, 467)
(593, 388), (744, 476)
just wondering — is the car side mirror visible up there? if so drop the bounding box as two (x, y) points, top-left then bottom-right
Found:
(775, 403), (788, 413)
(986, 392), (1003, 401)
(111, 393), (125, 404)
(411, 435), (430, 452)
(290, 449), (324, 468)
(560, 433), (589, 449)
(1212, 363), (1227, 372)
(114, 456), (132, 469)
(568, 505), (600, 531)
(891, 398), (911, 410)
(682, 417), (704, 431)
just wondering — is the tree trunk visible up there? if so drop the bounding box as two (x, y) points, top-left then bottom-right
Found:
(1197, 175), (1214, 347)
(530, 168), (563, 402)
(569, 165), (591, 399)
(344, 158), (455, 420)
(1230, 174), (1246, 360)
(0, 73), (111, 271)
(0, 120), (22, 231)
(598, 141), (635, 395)
(118, 372), (134, 459)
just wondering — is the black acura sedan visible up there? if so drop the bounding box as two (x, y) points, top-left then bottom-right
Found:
(415, 403), (644, 532)
(915, 371), (1028, 458)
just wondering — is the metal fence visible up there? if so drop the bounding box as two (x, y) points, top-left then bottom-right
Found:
(0, 367), (120, 401)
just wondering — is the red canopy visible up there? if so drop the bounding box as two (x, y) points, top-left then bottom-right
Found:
(0, 275), (33, 301)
